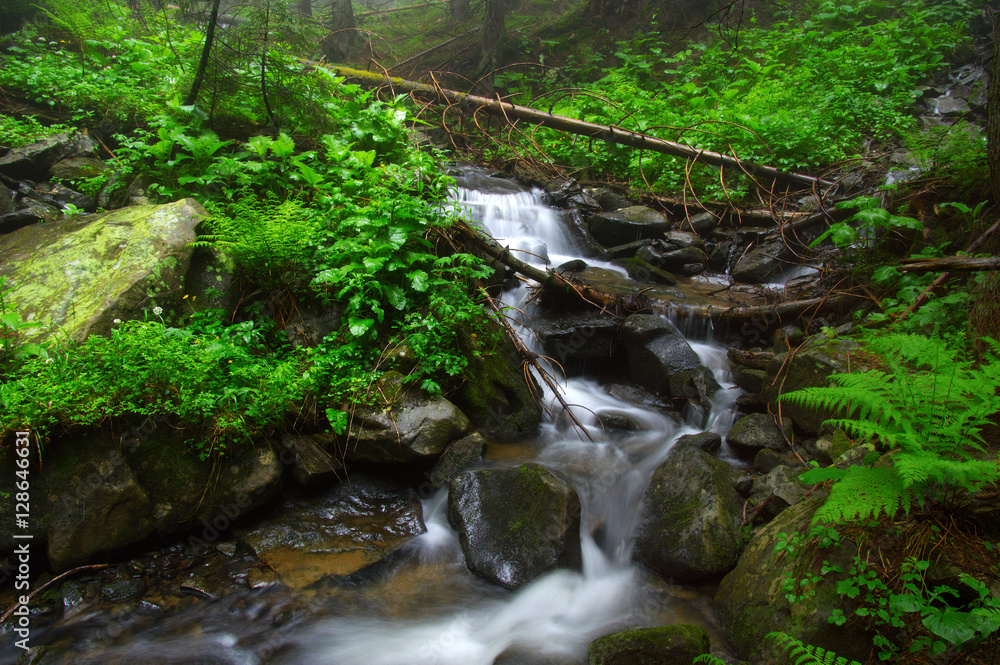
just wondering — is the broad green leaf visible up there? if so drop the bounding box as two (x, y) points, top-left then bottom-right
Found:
(348, 318), (373, 336)
(407, 270), (429, 292)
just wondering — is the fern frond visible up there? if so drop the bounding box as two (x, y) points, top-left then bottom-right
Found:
(766, 631), (862, 665)
(813, 465), (910, 523)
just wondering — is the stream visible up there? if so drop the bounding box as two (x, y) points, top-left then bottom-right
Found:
(3, 167), (748, 665)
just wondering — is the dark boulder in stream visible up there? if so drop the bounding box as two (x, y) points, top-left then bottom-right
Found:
(448, 463), (582, 590)
(622, 314), (702, 398)
(586, 205), (670, 247)
(634, 445), (748, 582)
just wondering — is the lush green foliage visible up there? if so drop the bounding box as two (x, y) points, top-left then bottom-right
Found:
(1, 311), (306, 458)
(498, 0), (972, 198)
(781, 333), (1000, 523)
(0, 115), (71, 148)
(767, 631), (861, 665)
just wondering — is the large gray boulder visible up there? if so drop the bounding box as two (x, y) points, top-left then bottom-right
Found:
(43, 435), (155, 572)
(448, 463), (582, 589)
(726, 413), (786, 455)
(622, 314), (701, 397)
(534, 310), (624, 366)
(0, 198), (207, 342)
(714, 493), (872, 663)
(588, 625), (710, 665)
(731, 239), (788, 284)
(0, 132), (96, 180)
(339, 386), (470, 464)
(634, 445), (748, 582)
(586, 206), (670, 247)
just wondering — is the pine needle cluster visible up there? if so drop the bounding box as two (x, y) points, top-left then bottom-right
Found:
(782, 333), (1000, 523)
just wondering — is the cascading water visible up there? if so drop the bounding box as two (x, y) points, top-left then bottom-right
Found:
(289, 167), (742, 664)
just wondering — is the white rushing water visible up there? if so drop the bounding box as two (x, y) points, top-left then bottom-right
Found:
(293, 168), (740, 665)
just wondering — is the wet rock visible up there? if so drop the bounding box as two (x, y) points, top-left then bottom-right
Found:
(180, 574), (217, 599)
(748, 464), (808, 520)
(662, 230), (704, 250)
(0, 204), (55, 234)
(183, 246), (239, 313)
(555, 258), (588, 274)
(668, 366), (723, 405)
(610, 257), (677, 285)
(534, 310), (623, 366)
(336, 374), (469, 464)
(236, 476), (424, 588)
(726, 413), (786, 455)
(61, 582), (85, 611)
(0, 132), (96, 180)
(752, 449), (792, 474)
(715, 493), (871, 662)
(126, 431), (283, 537)
(604, 238), (654, 260)
(683, 211), (718, 236)
(760, 334), (859, 434)
(675, 431), (722, 454)
(49, 156), (108, 181)
(734, 367), (766, 394)
(636, 243), (709, 276)
(281, 433), (343, 486)
(596, 411), (643, 432)
(448, 463), (582, 590)
(454, 324), (543, 441)
(100, 567), (147, 603)
(44, 435), (156, 571)
(590, 188), (633, 212)
(731, 239), (788, 284)
(0, 198), (207, 343)
(734, 393), (764, 412)
(634, 445), (749, 582)
(427, 432), (487, 488)
(25, 181), (96, 212)
(804, 430), (854, 466)
(588, 624), (710, 664)
(622, 314), (701, 398)
(0, 183), (12, 217)
(586, 206), (670, 247)
(246, 566), (283, 590)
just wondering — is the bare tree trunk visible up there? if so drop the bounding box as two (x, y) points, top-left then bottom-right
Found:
(477, 0), (506, 78)
(183, 0), (222, 105)
(321, 0), (358, 62)
(989, 17), (1000, 204)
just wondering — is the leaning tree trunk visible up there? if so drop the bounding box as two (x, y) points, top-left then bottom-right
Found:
(321, 0), (358, 62)
(183, 0), (221, 105)
(989, 15), (1000, 204)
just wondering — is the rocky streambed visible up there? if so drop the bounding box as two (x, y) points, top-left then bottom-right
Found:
(0, 155), (874, 664)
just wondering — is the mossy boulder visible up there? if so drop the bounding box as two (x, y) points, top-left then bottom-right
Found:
(0, 198), (207, 342)
(726, 413), (786, 455)
(714, 492), (872, 663)
(730, 239), (788, 284)
(588, 625), (710, 665)
(610, 257), (678, 285)
(634, 445), (748, 582)
(124, 428), (283, 535)
(43, 434), (156, 571)
(760, 335), (860, 434)
(453, 324), (542, 441)
(448, 463), (582, 590)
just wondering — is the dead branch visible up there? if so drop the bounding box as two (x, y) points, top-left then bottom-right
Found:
(317, 63), (833, 190)
(897, 256), (1000, 273)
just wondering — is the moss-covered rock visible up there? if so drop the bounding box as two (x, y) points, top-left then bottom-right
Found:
(0, 198), (207, 342)
(586, 206), (670, 247)
(634, 445), (748, 582)
(588, 625), (710, 665)
(714, 492), (872, 663)
(44, 433), (156, 571)
(453, 324), (542, 441)
(726, 413), (786, 455)
(760, 335), (860, 434)
(448, 463), (581, 590)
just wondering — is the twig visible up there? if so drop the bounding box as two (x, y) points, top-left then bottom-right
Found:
(0, 563), (111, 625)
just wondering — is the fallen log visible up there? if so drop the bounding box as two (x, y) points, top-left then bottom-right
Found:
(319, 63), (832, 190)
(897, 256), (1000, 273)
(356, 1), (445, 18)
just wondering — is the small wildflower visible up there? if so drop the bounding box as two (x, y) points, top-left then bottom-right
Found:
(182, 294), (189, 300)
(44, 358), (53, 364)
(113, 318), (122, 325)
(153, 306), (163, 316)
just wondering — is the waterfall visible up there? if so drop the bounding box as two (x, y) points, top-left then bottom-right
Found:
(291, 168), (741, 665)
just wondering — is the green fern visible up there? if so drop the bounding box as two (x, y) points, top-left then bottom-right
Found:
(192, 191), (315, 289)
(781, 333), (1000, 523)
(766, 632), (862, 665)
